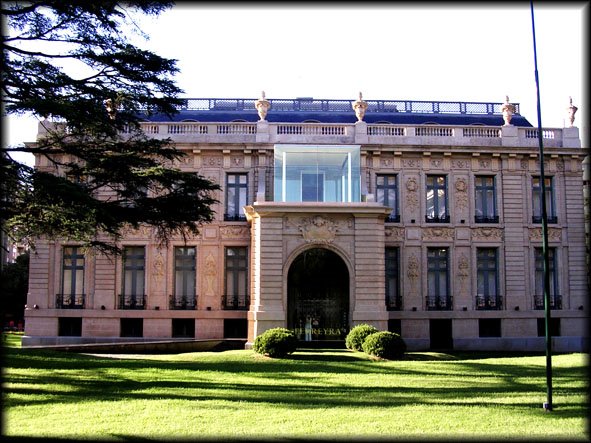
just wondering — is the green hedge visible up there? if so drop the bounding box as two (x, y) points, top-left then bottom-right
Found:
(253, 327), (298, 358)
(362, 331), (407, 360)
(345, 324), (379, 352)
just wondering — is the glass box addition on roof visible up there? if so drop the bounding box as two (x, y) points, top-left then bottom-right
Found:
(274, 145), (361, 203)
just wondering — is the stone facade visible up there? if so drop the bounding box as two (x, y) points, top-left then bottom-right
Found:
(22, 96), (589, 352)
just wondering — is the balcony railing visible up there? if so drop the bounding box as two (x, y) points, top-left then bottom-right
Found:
(55, 293), (85, 309)
(222, 294), (250, 310)
(224, 213), (247, 222)
(385, 214), (401, 223)
(386, 294), (402, 311)
(169, 295), (197, 310)
(532, 215), (558, 224)
(475, 294), (503, 310)
(170, 97), (518, 115)
(475, 215), (499, 223)
(118, 294), (146, 310)
(534, 294), (562, 310)
(426, 295), (453, 311)
(426, 214), (450, 223)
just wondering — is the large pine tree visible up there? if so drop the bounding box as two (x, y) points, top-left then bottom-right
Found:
(1, 1), (219, 254)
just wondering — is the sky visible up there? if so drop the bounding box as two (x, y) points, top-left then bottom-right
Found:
(4, 3), (587, 165)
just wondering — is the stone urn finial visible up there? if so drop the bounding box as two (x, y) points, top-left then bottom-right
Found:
(254, 90), (271, 121)
(567, 96), (578, 127)
(352, 91), (368, 122)
(500, 95), (516, 126)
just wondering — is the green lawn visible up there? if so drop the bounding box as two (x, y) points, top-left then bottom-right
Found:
(2, 333), (589, 440)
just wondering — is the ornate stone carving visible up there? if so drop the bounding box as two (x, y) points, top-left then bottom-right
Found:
(204, 156), (222, 167)
(457, 254), (469, 293)
(567, 96), (578, 127)
(472, 227), (504, 241)
(454, 177), (468, 211)
(501, 95), (515, 126)
(430, 159), (442, 168)
(407, 254), (419, 293)
(478, 159), (490, 169)
(219, 226), (250, 238)
(403, 159), (419, 168)
(298, 215), (338, 244)
(152, 250), (164, 281)
(423, 227), (454, 241)
(204, 253), (216, 296)
(405, 177), (419, 213)
(520, 159), (529, 170)
(352, 92), (368, 122)
(385, 227), (404, 240)
(254, 91), (271, 121)
(529, 227), (562, 242)
(381, 158), (393, 168)
(452, 160), (468, 169)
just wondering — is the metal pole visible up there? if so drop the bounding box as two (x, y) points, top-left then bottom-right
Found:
(530, 0), (553, 412)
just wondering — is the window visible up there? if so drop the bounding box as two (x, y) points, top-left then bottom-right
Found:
(58, 317), (82, 336)
(537, 318), (560, 337)
(224, 247), (249, 310)
(171, 247), (196, 309)
(224, 319), (248, 338)
(532, 176), (557, 223)
(120, 246), (145, 309)
(534, 248), (561, 309)
(426, 248), (451, 310)
(479, 319), (501, 337)
(388, 319), (402, 335)
(385, 247), (401, 310)
(172, 319), (195, 338)
(475, 176), (498, 223)
(57, 246), (85, 308)
(426, 175), (449, 222)
(302, 172), (324, 202)
(377, 175), (400, 222)
(476, 248), (501, 310)
(120, 318), (143, 337)
(225, 173), (248, 221)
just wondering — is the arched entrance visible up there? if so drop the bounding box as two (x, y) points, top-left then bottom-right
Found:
(287, 248), (349, 341)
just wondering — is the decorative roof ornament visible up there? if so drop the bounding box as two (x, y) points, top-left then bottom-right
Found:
(567, 96), (578, 127)
(254, 90), (271, 121)
(500, 95), (516, 126)
(352, 91), (368, 122)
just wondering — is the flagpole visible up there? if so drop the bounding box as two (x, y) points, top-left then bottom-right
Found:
(530, 0), (553, 412)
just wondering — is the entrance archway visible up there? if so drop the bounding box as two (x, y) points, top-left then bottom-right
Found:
(287, 248), (349, 341)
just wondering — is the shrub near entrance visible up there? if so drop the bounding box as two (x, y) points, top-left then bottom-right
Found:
(362, 331), (407, 360)
(345, 324), (379, 351)
(253, 327), (298, 358)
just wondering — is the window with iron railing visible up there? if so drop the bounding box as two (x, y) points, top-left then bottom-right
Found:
(120, 246), (146, 309)
(59, 246), (85, 309)
(534, 247), (561, 310)
(476, 248), (502, 310)
(426, 248), (452, 310)
(223, 247), (249, 310)
(385, 247), (401, 310)
(171, 246), (196, 309)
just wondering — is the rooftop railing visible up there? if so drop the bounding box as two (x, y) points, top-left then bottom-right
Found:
(170, 98), (519, 115)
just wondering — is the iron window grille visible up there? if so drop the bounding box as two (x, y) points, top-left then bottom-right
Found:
(476, 248), (501, 310)
(118, 294), (146, 310)
(427, 247), (451, 310)
(55, 293), (85, 309)
(169, 295), (197, 310)
(224, 247), (249, 310)
(385, 247), (401, 310)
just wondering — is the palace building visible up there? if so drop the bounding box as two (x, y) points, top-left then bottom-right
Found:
(22, 94), (589, 352)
